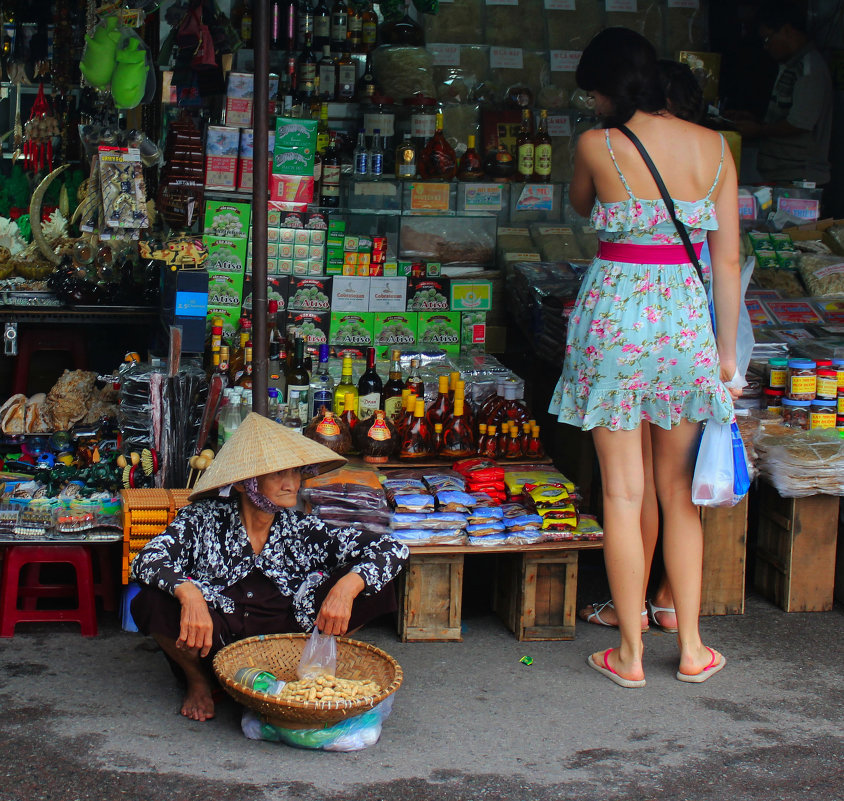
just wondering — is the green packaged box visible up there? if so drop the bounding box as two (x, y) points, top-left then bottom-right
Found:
(328, 219), (347, 235)
(451, 279), (493, 311)
(204, 201), (252, 238)
(288, 310), (330, 345)
(326, 257), (344, 275)
(418, 312), (460, 354)
(203, 236), (248, 275)
(288, 276), (332, 311)
(397, 261), (413, 277)
(274, 117), (318, 149)
(330, 312), (375, 348)
(207, 271), (245, 312)
(272, 146), (315, 177)
(407, 277), (451, 312)
(374, 312), (417, 358)
(460, 311), (486, 353)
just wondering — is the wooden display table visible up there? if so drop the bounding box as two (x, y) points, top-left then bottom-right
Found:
(398, 541), (603, 643)
(700, 497), (749, 616)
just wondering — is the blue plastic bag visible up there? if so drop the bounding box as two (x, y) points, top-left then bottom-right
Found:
(691, 418), (751, 507)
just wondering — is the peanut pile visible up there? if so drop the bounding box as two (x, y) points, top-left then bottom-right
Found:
(279, 674), (382, 703)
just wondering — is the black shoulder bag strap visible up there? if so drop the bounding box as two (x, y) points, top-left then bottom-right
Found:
(617, 125), (706, 288)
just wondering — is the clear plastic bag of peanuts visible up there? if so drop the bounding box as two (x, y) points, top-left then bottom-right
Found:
(297, 625), (337, 680)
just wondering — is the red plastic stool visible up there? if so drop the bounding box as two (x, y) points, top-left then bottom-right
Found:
(0, 545), (98, 637)
(12, 327), (88, 395)
(19, 545), (117, 612)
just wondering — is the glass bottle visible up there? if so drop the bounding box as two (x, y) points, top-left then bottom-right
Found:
(527, 423), (545, 459)
(310, 343), (334, 420)
(478, 378), (505, 420)
(236, 345), (254, 389)
(503, 382), (530, 425)
(318, 45), (337, 101)
(504, 424), (523, 460)
(357, 347), (383, 420)
(353, 128), (369, 178)
(532, 109), (552, 183)
(516, 108), (534, 182)
(316, 101), (330, 152)
(399, 391), (418, 435)
(395, 134), (416, 180)
(440, 398), (476, 459)
(369, 130), (384, 179)
(361, 0), (377, 52)
(432, 422), (443, 455)
(426, 375), (451, 428)
(297, 33), (318, 101)
(356, 51), (377, 102)
(240, 0), (254, 48)
(285, 0), (299, 51)
(519, 421), (531, 454)
(329, 0), (348, 53)
(399, 398), (432, 460)
(333, 356), (358, 414)
(240, 388), (254, 420)
(221, 393), (242, 444)
(268, 387), (281, 421)
(497, 421), (510, 457)
(218, 346), (230, 379)
(313, 0), (330, 48)
(229, 317), (251, 384)
(382, 349), (405, 420)
(454, 379), (474, 430)
(286, 338), (311, 424)
(281, 389), (304, 434)
(475, 422), (488, 455)
(341, 392), (359, 430)
(381, 0), (424, 45)
(447, 371), (461, 401)
(482, 424), (498, 459)
(405, 358), (424, 398)
(418, 111), (456, 181)
(457, 134), (484, 181)
(298, 0), (315, 49)
(337, 50), (356, 100)
(319, 131), (341, 206)
(347, 2), (362, 51)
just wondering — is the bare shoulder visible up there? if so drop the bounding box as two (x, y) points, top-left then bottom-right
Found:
(576, 128), (607, 155)
(673, 118), (724, 151)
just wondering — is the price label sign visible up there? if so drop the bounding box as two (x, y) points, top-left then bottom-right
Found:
(464, 184), (503, 211)
(544, 0), (576, 8)
(490, 47), (524, 70)
(547, 115), (572, 137)
(550, 50), (581, 72)
(410, 183), (451, 212)
(606, 0), (637, 10)
(667, 0), (699, 8)
(778, 197), (821, 221)
(428, 43), (461, 66)
(516, 185), (555, 212)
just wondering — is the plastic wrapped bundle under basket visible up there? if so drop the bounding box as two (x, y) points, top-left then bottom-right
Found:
(213, 633), (403, 729)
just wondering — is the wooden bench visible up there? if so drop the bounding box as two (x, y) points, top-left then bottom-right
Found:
(397, 541), (603, 642)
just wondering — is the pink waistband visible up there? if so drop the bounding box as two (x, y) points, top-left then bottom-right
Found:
(597, 241), (703, 264)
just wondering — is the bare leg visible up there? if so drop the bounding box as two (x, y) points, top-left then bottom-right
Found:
(590, 426), (646, 681)
(650, 421), (723, 675)
(153, 633), (216, 721)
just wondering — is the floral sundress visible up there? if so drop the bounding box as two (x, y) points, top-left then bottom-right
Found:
(549, 130), (734, 431)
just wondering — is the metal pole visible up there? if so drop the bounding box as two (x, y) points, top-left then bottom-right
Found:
(251, 0), (270, 417)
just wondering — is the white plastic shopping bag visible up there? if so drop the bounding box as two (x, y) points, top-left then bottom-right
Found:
(692, 418), (751, 507)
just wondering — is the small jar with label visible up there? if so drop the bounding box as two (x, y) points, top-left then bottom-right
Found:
(767, 357), (788, 390)
(810, 399), (837, 429)
(838, 388), (844, 416)
(781, 398), (810, 429)
(832, 358), (844, 389)
(763, 387), (784, 415)
(816, 367), (838, 400)
(785, 358), (817, 400)
(837, 414), (844, 431)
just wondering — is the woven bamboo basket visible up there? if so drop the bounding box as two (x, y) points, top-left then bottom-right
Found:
(213, 633), (403, 729)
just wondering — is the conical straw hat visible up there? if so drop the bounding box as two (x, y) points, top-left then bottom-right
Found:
(190, 412), (346, 500)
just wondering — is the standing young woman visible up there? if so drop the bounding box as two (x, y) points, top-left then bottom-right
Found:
(549, 28), (741, 687)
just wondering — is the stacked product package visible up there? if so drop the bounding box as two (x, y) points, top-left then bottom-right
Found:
(301, 466), (393, 536)
(385, 472), (471, 546)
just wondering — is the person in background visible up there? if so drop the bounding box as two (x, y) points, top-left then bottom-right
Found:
(131, 413), (408, 722)
(578, 59), (704, 636)
(551, 28), (742, 687)
(731, 0), (832, 185)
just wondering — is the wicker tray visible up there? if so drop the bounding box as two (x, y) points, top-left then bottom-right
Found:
(213, 633), (403, 729)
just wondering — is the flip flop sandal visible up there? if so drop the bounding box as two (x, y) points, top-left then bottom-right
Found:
(587, 648), (646, 688)
(646, 598), (679, 633)
(580, 599), (649, 631)
(676, 647), (726, 683)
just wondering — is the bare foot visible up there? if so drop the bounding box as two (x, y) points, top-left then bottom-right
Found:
(678, 644), (725, 678)
(579, 600), (649, 631)
(590, 647), (645, 683)
(181, 678), (216, 721)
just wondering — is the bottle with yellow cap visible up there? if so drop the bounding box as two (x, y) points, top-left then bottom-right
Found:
(399, 397), (432, 459)
(333, 356), (358, 414)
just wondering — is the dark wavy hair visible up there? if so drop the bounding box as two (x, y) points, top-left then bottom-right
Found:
(576, 27), (665, 128)
(658, 59), (704, 123)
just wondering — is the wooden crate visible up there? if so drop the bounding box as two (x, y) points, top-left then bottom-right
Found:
(754, 482), (839, 612)
(397, 553), (464, 642)
(492, 551), (578, 640)
(700, 496), (748, 616)
(836, 509), (844, 605)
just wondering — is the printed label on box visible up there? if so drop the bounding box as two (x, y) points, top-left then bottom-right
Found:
(369, 277), (408, 312)
(490, 47), (523, 70)
(777, 197), (821, 221)
(332, 277), (371, 311)
(410, 183), (451, 211)
(464, 184), (503, 211)
(544, 0), (576, 8)
(330, 312), (375, 346)
(606, 0), (637, 10)
(516, 185), (555, 211)
(451, 280), (492, 311)
(427, 43), (461, 66)
(764, 300), (824, 324)
(547, 115), (572, 137)
(418, 312), (460, 353)
(667, 0), (699, 8)
(204, 201), (252, 238)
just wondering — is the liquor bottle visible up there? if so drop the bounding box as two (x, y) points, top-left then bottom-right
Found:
(355, 51), (376, 102)
(229, 318), (251, 383)
(310, 343), (334, 419)
(399, 398), (432, 460)
(368, 130), (384, 179)
(399, 391), (418, 435)
(357, 347), (383, 420)
(516, 108), (534, 182)
(297, 33), (318, 101)
(381, 0), (424, 45)
(329, 0), (348, 52)
(281, 389), (304, 434)
(440, 397), (475, 459)
(337, 50), (356, 100)
(268, 300), (282, 358)
(503, 382), (530, 425)
(418, 112), (456, 180)
(361, 0), (377, 52)
(475, 422), (488, 455)
(353, 128), (369, 178)
(454, 379), (474, 430)
(320, 131), (341, 206)
(286, 338), (311, 423)
(497, 421), (510, 457)
(426, 375), (451, 427)
(217, 345), (230, 378)
(347, 2), (362, 51)
(316, 101), (330, 152)
(478, 378), (505, 420)
(532, 108), (552, 183)
(313, 0), (330, 48)
(238, 0), (253, 48)
(519, 421), (531, 454)
(527, 423), (545, 458)
(432, 422), (443, 455)
(221, 393), (242, 444)
(482, 424), (498, 459)
(339, 391), (358, 432)
(236, 345), (254, 389)
(394, 134), (416, 180)
(382, 349), (405, 420)
(448, 370), (460, 401)
(457, 134), (484, 181)
(333, 356), (358, 414)
(318, 46), (337, 101)
(298, 0), (315, 48)
(268, 387), (281, 421)
(405, 358), (424, 398)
